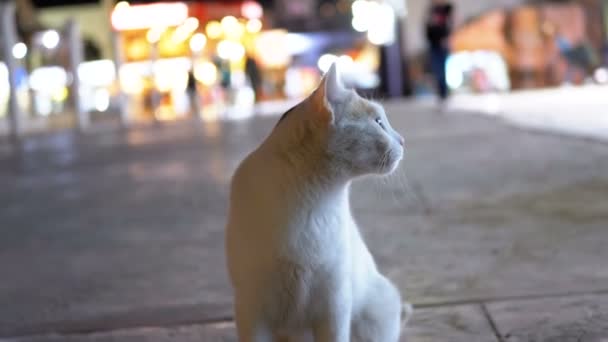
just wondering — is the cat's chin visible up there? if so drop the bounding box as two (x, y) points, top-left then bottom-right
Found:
(380, 149), (404, 175)
(375, 156), (402, 176)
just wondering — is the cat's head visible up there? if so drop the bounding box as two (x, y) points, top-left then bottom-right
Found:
(277, 63), (404, 178)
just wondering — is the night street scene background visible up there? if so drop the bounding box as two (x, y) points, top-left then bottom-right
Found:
(1, 0), (608, 341)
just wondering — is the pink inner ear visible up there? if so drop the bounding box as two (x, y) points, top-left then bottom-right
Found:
(304, 77), (334, 124)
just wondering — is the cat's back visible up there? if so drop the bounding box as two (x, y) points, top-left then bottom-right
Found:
(227, 146), (287, 229)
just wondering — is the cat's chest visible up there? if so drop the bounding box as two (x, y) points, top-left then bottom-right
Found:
(279, 208), (353, 265)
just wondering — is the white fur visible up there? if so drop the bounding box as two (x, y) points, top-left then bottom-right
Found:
(225, 63), (412, 342)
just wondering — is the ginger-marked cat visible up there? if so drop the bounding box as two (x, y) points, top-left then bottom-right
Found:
(226, 63), (412, 342)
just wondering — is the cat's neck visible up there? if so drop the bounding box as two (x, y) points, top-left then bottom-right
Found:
(260, 136), (350, 206)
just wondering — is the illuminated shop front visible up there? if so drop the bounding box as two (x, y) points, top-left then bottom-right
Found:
(448, 2), (608, 93)
(110, 1), (267, 122)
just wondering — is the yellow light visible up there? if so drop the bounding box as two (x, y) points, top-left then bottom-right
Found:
(205, 21), (223, 39)
(119, 65), (145, 95)
(246, 18), (262, 33)
(193, 61), (218, 86)
(255, 30), (290, 68)
(189, 33), (207, 52)
(171, 17), (200, 43)
(52, 87), (69, 102)
(155, 69), (185, 92)
(115, 1), (129, 10)
(221, 16), (239, 29)
(221, 16), (244, 39)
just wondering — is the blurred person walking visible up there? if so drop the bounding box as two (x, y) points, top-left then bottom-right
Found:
(186, 70), (202, 118)
(245, 54), (262, 102)
(425, 0), (453, 107)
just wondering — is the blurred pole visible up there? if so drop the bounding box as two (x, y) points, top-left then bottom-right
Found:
(65, 19), (89, 131)
(150, 42), (160, 123)
(1, 1), (24, 144)
(111, 31), (129, 126)
(103, 0), (129, 127)
(190, 53), (203, 120)
(379, 18), (405, 98)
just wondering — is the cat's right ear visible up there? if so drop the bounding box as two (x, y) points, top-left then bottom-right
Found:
(308, 62), (348, 124)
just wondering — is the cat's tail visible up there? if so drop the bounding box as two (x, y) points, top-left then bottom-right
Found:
(401, 301), (414, 334)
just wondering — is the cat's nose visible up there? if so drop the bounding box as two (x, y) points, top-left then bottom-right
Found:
(398, 136), (404, 146)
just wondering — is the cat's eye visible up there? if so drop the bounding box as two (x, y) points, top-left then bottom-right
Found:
(375, 117), (385, 129)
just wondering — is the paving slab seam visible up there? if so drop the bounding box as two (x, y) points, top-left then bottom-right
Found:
(411, 288), (608, 309)
(480, 303), (505, 342)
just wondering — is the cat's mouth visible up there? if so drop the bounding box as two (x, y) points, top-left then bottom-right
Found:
(378, 147), (403, 174)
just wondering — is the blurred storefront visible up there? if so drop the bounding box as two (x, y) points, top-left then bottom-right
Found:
(110, 1), (268, 122)
(447, 0), (608, 93)
(108, 0), (401, 122)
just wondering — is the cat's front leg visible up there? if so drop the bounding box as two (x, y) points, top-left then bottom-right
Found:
(234, 298), (274, 342)
(312, 289), (352, 342)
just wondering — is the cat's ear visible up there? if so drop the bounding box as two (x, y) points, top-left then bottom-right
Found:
(323, 62), (348, 105)
(309, 62), (348, 124)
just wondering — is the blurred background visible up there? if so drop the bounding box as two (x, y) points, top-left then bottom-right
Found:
(0, 0), (606, 137)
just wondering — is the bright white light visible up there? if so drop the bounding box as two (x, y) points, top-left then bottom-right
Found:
(119, 64), (145, 95)
(367, 3), (395, 45)
(351, 16), (368, 32)
(206, 21), (223, 39)
(12, 42), (27, 59)
(194, 62), (217, 86)
(41, 30), (60, 49)
(352, 0), (370, 17)
(338, 55), (354, 69)
(217, 40), (245, 61)
(111, 3), (189, 31)
(94, 89), (110, 112)
(146, 26), (165, 44)
(0, 63), (9, 106)
(115, 1), (129, 10)
(154, 65), (189, 93)
(189, 33), (207, 52)
(29, 66), (67, 92)
(184, 17), (199, 32)
(246, 18), (262, 33)
(221, 16), (239, 30)
(241, 1), (263, 19)
(286, 33), (313, 55)
(594, 67), (608, 84)
(78, 59), (116, 87)
(446, 55), (464, 90)
(318, 53), (338, 72)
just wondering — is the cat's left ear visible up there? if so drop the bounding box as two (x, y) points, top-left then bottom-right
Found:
(309, 62), (349, 123)
(323, 62), (349, 105)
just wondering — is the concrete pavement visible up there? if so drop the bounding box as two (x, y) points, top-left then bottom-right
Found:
(1, 100), (608, 341)
(448, 84), (608, 142)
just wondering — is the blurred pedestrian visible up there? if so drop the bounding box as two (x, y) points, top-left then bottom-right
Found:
(425, 0), (453, 105)
(245, 54), (262, 102)
(186, 70), (201, 117)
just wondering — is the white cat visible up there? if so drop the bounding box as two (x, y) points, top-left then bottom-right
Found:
(225, 63), (412, 342)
